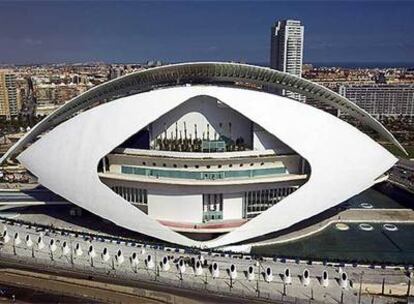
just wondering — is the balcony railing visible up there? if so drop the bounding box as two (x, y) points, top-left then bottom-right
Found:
(121, 165), (287, 181)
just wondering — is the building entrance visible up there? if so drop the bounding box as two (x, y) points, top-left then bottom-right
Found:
(203, 194), (223, 221)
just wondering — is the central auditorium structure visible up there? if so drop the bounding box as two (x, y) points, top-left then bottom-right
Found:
(1, 62), (401, 248)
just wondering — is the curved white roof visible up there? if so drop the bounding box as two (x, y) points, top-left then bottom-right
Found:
(18, 85), (397, 248)
(0, 62), (405, 165)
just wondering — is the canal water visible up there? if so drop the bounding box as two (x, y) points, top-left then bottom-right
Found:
(252, 222), (414, 265)
(252, 186), (414, 265)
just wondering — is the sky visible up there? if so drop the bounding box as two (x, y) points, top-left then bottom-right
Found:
(0, 1), (413, 65)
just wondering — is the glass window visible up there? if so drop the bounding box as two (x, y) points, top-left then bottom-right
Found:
(111, 186), (148, 205)
(244, 187), (297, 217)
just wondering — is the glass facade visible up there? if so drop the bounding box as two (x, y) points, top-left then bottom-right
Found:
(121, 165), (286, 181)
(201, 140), (226, 152)
(111, 185), (147, 205)
(244, 187), (296, 218)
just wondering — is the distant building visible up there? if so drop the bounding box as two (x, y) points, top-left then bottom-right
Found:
(374, 72), (387, 84)
(19, 77), (37, 120)
(55, 84), (87, 105)
(35, 84), (57, 106)
(270, 20), (305, 102)
(109, 67), (124, 80)
(339, 84), (414, 118)
(0, 70), (21, 119)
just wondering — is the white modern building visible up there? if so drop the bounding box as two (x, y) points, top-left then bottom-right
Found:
(0, 62), (402, 249)
(270, 20), (305, 102)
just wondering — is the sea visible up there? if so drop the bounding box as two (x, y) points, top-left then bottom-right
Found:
(252, 62), (414, 69)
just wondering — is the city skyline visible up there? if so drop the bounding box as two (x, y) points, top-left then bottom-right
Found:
(0, 1), (413, 65)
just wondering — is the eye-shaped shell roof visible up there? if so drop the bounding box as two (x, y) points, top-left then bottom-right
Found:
(17, 85), (397, 248)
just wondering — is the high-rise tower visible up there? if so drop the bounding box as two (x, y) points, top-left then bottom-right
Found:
(0, 70), (20, 119)
(270, 20), (305, 101)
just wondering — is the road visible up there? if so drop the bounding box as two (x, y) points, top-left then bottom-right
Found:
(0, 267), (192, 304)
(0, 188), (66, 203)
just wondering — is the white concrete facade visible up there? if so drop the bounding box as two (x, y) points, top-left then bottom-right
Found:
(99, 170), (304, 225)
(148, 193), (202, 223)
(222, 194), (243, 220)
(148, 193), (243, 224)
(253, 124), (293, 153)
(150, 95), (253, 148)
